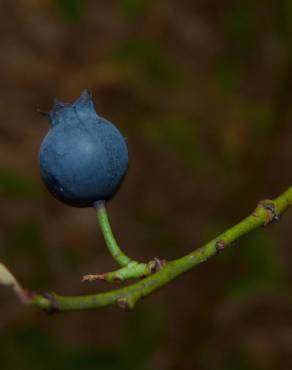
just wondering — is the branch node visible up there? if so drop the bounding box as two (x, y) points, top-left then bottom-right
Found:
(117, 291), (141, 310)
(116, 297), (131, 311)
(149, 258), (166, 273)
(42, 293), (59, 315)
(215, 240), (226, 253)
(20, 290), (37, 304)
(258, 200), (280, 225)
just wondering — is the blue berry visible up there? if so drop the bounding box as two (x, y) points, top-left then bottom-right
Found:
(39, 90), (129, 207)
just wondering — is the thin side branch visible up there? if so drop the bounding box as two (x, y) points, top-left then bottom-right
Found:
(82, 202), (162, 282)
(5, 186), (292, 312)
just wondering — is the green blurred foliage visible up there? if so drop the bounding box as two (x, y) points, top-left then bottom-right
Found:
(0, 308), (165, 370)
(50, 0), (88, 23)
(2, 324), (121, 370)
(276, 0), (292, 38)
(214, 57), (242, 95)
(223, 349), (263, 370)
(143, 115), (211, 174)
(112, 38), (185, 90)
(118, 0), (154, 19)
(0, 168), (43, 200)
(7, 220), (43, 255)
(225, 2), (257, 55)
(225, 230), (285, 301)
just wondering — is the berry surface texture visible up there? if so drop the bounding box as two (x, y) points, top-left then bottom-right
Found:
(39, 90), (129, 207)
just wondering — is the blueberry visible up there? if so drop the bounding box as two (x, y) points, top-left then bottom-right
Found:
(39, 90), (129, 207)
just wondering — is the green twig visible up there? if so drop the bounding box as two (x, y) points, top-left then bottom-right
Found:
(95, 201), (132, 267)
(82, 260), (158, 283)
(82, 201), (161, 282)
(6, 186), (292, 312)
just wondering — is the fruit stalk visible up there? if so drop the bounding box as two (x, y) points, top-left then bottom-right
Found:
(81, 201), (161, 283)
(95, 201), (132, 267)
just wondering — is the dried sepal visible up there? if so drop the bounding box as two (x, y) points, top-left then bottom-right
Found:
(0, 262), (32, 304)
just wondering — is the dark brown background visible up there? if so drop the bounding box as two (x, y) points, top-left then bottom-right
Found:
(1, 1), (292, 369)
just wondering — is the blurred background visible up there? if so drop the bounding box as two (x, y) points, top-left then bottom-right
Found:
(1, 1), (292, 369)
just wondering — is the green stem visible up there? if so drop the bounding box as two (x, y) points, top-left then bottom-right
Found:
(85, 201), (160, 282)
(95, 201), (132, 267)
(25, 185), (292, 312)
(82, 260), (157, 283)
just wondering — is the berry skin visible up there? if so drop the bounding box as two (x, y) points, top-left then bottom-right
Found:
(39, 90), (129, 207)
